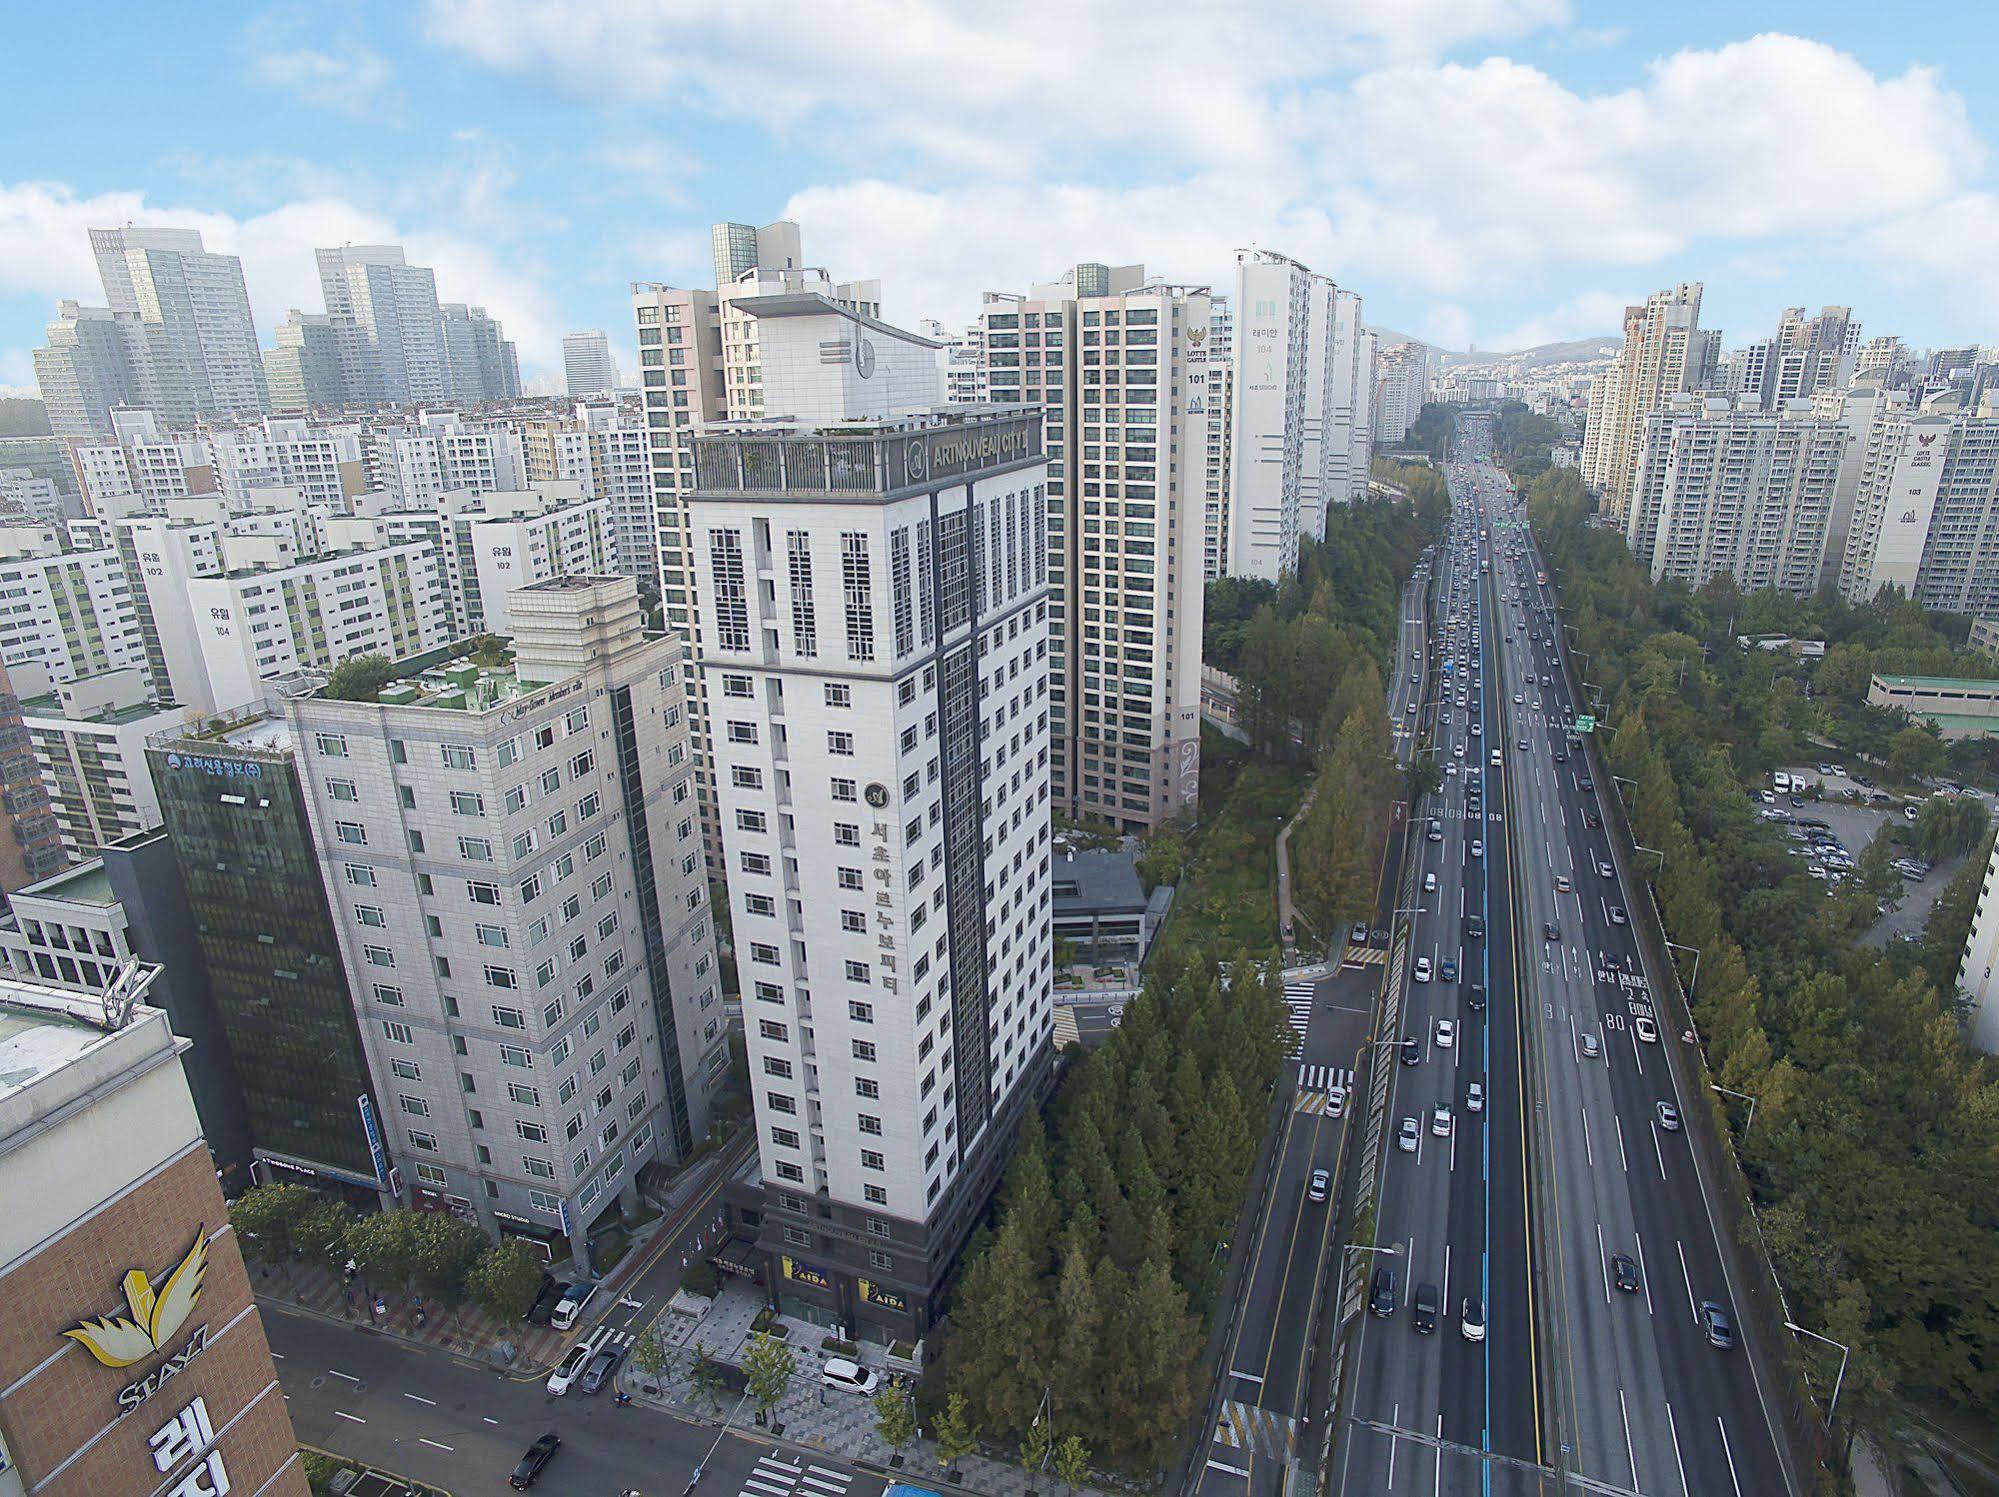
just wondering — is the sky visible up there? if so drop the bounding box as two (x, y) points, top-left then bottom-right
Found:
(5, 1), (1999, 396)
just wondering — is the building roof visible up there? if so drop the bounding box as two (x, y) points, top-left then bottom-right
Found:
(19, 860), (116, 906)
(731, 292), (942, 349)
(1871, 673), (1999, 693)
(0, 977), (154, 1102)
(1050, 848), (1150, 915)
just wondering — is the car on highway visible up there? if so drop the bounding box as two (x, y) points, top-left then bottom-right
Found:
(546, 1342), (593, 1396)
(1440, 956), (1458, 982)
(1400, 1037), (1421, 1066)
(510, 1433), (562, 1490)
(1544, 921), (1561, 941)
(1582, 809), (1601, 828)
(1700, 1300), (1735, 1349)
(1657, 1100), (1681, 1131)
(1428, 818), (1444, 842)
(1517, 738), (1528, 751)
(1580, 1032), (1600, 1059)
(1466, 915), (1485, 940)
(1555, 874), (1572, 893)
(1423, 871), (1438, 893)
(1413, 956), (1433, 983)
(1352, 922), (1370, 945)
(1370, 1266), (1398, 1317)
(1308, 1167), (1331, 1203)
(1513, 693), (1524, 705)
(1431, 1104), (1451, 1136)
(1435, 1018), (1455, 1048)
(1470, 839), (1484, 859)
(1467, 1081), (1484, 1112)
(1613, 1254), (1641, 1293)
(1598, 860), (1615, 878)
(1412, 1282), (1440, 1334)
(1579, 775), (1594, 790)
(581, 1344), (623, 1395)
(1461, 1295), (1487, 1342)
(1397, 1116), (1420, 1152)
(1467, 983), (1486, 1010)
(1608, 905), (1627, 925)
(1635, 1015), (1658, 1043)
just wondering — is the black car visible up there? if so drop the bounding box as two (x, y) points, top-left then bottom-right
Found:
(1412, 1282), (1440, 1334)
(1467, 983), (1486, 1011)
(510, 1433), (561, 1489)
(1400, 1036), (1421, 1066)
(1578, 775), (1594, 791)
(1613, 1254), (1640, 1292)
(1544, 921), (1560, 941)
(1466, 915), (1485, 940)
(1370, 1266), (1399, 1317)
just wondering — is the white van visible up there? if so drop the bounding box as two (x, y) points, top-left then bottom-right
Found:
(1773, 772), (1791, 794)
(821, 1357), (879, 1395)
(1490, 749), (1503, 768)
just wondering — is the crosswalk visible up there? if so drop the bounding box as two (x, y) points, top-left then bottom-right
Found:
(1343, 944), (1386, 966)
(1215, 1399), (1297, 1459)
(1052, 1006), (1080, 1049)
(1283, 982), (1314, 1041)
(737, 1453), (853, 1497)
(1296, 1063), (1354, 1094)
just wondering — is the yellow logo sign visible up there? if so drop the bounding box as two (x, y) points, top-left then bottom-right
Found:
(65, 1231), (209, 1369)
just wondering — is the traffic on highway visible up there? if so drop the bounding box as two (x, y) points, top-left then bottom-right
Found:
(1338, 413), (1793, 1494)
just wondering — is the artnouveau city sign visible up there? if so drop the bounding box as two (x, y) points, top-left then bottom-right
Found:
(63, 1230), (213, 1413)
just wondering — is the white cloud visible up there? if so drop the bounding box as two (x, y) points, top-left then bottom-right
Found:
(1482, 290), (1634, 351)
(1863, 191), (1999, 326)
(0, 180), (568, 379)
(252, 43), (395, 118)
(423, 0), (1568, 176)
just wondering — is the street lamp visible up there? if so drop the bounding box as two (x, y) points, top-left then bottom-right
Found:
(1784, 1321), (1851, 1426)
(1633, 843), (1665, 871)
(1712, 1083), (1759, 1132)
(1343, 1243), (1401, 1257)
(1663, 939), (1702, 997)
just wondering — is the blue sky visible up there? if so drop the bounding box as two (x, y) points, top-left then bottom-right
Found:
(6, 1), (1999, 394)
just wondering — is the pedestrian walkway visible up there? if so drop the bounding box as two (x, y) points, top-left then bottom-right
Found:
(1296, 1063), (1354, 1094)
(1283, 982), (1314, 1040)
(735, 1452), (854, 1497)
(255, 1262), (566, 1369)
(1052, 1006), (1080, 1049)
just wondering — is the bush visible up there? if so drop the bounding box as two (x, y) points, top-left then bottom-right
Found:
(322, 654), (398, 702)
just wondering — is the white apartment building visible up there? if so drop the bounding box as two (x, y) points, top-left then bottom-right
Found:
(517, 404), (656, 581)
(563, 331), (619, 396)
(19, 666), (190, 862)
(318, 246), (451, 405)
(690, 410), (1054, 1341)
(367, 412), (528, 505)
(71, 408), (217, 518)
(1230, 252), (1312, 580)
(1628, 397), (1847, 595)
(1199, 298), (1235, 580)
(1373, 342), (1430, 445)
(90, 226), (269, 421)
(920, 319), (989, 404)
(0, 534), (150, 688)
(979, 263), (1207, 830)
(209, 418), (369, 510)
(1812, 384), (1908, 593)
(456, 489), (611, 637)
(1957, 835), (1999, 1054)
(287, 576), (725, 1263)
(1311, 288), (1370, 540)
(187, 539), (452, 708)
(438, 302), (521, 402)
(1581, 283), (1706, 520)
(1839, 400), (1999, 612)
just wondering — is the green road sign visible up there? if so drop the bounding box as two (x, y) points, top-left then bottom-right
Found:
(1574, 715), (1597, 734)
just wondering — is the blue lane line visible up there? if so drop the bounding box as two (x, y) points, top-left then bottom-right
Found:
(1475, 489), (1496, 1497)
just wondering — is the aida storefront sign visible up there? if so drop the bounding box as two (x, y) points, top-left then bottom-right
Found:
(63, 1231), (213, 1413)
(780, 1256), (831, 1290)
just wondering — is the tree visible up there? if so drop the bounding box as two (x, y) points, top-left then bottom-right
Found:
(343, 1208), (424, 1294)
(293, 1198), (358, 1275)
(228, 1183), (314, 1270)
(322, 653), (398, 702)
(1053, 1435), (1092, 1495)
(690, 1339), (725, 1413)
(1404, 757), (1443, 803)
(1018, 1417), (1054, 1483)
(741, 1330), (796, 1423)
(1887, 723), (1945, 782)
(465, 1237), (545, 1322)
(411, 1213), (488, 1305)
(873, 1387), (917, 1458)
(628, 1324), (672, 1393)
(931, 1392), (977, 1473)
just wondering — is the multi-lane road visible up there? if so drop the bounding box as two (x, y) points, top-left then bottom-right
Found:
(1337, 419), (1793, 1494)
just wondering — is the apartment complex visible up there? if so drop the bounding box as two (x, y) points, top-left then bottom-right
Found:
(690, 409), (1055, 1340)
(20, 668), (189, 861)
(0, 974), (307, 1497)
(36, 228), (268, 439)
(0, 529), (150, 687)
(1581, 282), (1708, 520)
(978, 262), (1207, 830)
(1373, 341), (1431, 445)
(1838, 402), (1999, 612)
(1199, 297), (1235, 580)
(563, 331), (619, 396)
(285, 577), (724, 1262)
(1625, 397), (1848, 594)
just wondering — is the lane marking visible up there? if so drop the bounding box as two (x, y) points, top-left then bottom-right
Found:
(1620, 1388), (1639, 1493)
(335, 1411), (365, 1424)
(419, 1438), (453, 1452)
(1206, 1459), (1251, 1479)
(1614, 1114), (1628, 1173)
(328, 1370), (359, 1382)
(1582, 1107), (1594, 1169)
(1666, 1402), (1691, 1496)
(1636, 1232), (1655, 1317)
(1718, 1416), (1744, 1496)
(1678, 1239), (1698, 1323)
(1597, 1222), (1610, 1303)
(1653, 1122), (1669, 1181)
(403, 1393), (436, 1406)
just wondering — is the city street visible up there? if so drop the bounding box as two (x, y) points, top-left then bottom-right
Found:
(271, 1305), (883, 1497)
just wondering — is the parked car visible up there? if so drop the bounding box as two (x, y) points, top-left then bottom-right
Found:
(549, 1282), (596, 1331)
(581, 1345), (623, 1395)
(822, 1357), (880, 1395)
(510, 1433), (561, 1490)
(545, 1342), (593, 1396)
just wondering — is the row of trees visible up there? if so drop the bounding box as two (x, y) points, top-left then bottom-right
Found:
(1528, 468), (1999, 1443)
(929, 948), (1291, 1475)
(231, 1184), (546, 1320)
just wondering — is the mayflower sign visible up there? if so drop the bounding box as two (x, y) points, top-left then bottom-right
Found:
(63, 1230), (213, 1412)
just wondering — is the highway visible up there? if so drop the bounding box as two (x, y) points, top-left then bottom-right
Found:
(1194, 572), (1429, 1496)
(1487, 432), (1794, 1496)
(1337, 424), (1541, 1495)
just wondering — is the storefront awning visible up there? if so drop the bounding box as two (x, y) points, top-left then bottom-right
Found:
(712, 1236), (762, 1278)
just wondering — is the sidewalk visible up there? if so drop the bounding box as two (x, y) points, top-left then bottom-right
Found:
(253, 1258), (567, 1370)
(629, 1282), (1109, 1497)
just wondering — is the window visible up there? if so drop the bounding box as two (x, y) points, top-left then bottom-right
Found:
(768, 1091), (797, 1115)
(516, 1120), (548, 1143)
(450, 790), (485, 816)
(577, 792), (601, 820)
(744, 893), (776, 916)
(771, 1127), (801, 1149)
(408, 1130), (438, 1152)
(314, 732), (348, 757)
(845, 960), (871, 984)
(838, 867), (863, 890)
(865, 1184), (888, 1204)
(741, 851), (771, 876)
(861, 1149), (886, 1171)
(859, 1113), (883, 1135)
(727, 721), (759, 744)
(344, 864), (376, 887)
(492, 1005), (525, 1029)
(831, 777), (857, 802)
(565, 707), (589, 734)
(824, 682), (852, 708)
(441, 744), (476, 769)
(711, 528), (750, 649)
(372, 982), (404, 1008)
(856, 1077), (880, 1098)
(828, 730), (854, 756)
(759, 1019), (790, 1042)
(382, 1020), (414, 1044)
(848, 1000), (874, 1023)
(570, 751), (594, 778)
(736, 808), (768, 833)
(501, 1045), (532, 1069)
(841, 910), (866, 933)
(468, 880), (501, 905)
(364, 944), (394, 968)
(834, 823), (860, 847)
(485, 965), (519, 989)
(732, 764), (763, 789)
(326, 777), (358, 802)
(508, 1082), (539, 1106)
(764, 1056), (794, 1078)
(523, 1155), (556, 1179)
(336, 821), (367, 846)
(723, 674), (752, 697)
(842, 532), (875, 661)
(390, 1058), (421, 1082)
(504, 785), (529, 814)
(400, 1094), (430, 1117)
(787, 529), (817, 657)
(511, 829), (537, 859)
(355, 904), (386, 928)
(477, 923), (509, 948)
(458, 836), (492, 862)
(853, 1039), (877, 1062)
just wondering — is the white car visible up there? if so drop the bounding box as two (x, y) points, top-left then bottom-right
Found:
(1431, 1104), (1452, 1136)
(1466, 1081), (1484, 1112)
(1398, 1116), (1420, 1152)
(821, 1357), (880, 1395)
(1470, 839), (1484, 859)
(546, 1341), (593, 1396)
(1435, 1018), (1456, 1049)
(1634, 1015), (1658, 1044)
(1413, 956), (1434, 983)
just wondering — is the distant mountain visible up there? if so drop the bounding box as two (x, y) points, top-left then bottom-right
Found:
(1436, 336), (1618, 369)
(0, 399), (50, 438)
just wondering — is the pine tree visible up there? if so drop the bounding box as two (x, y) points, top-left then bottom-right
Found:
(947, 1216), (1051, 1441)
(1050, 1240), (1101, 1422)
